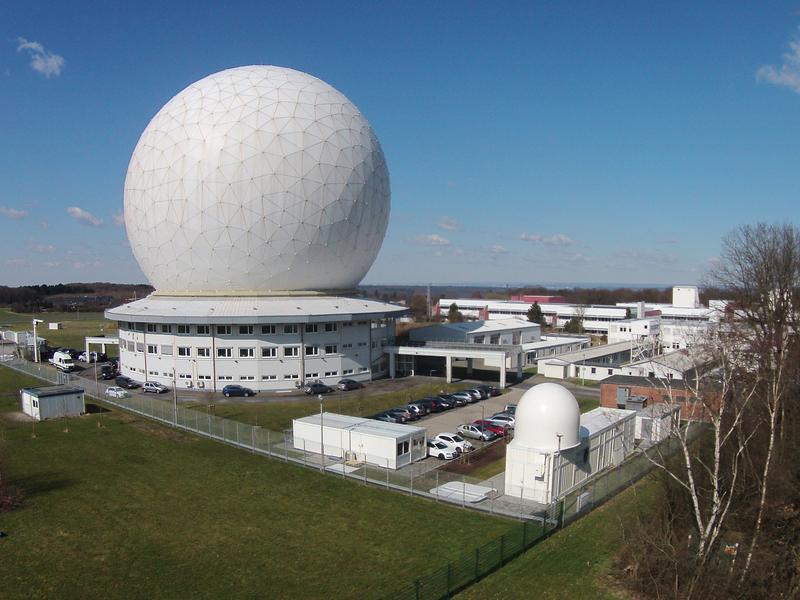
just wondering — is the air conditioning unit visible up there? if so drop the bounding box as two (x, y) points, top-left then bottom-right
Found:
(197, 381), (204, 389)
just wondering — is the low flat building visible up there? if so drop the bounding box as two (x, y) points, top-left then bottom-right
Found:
(20, 385), (85, 421)
(599, 374), (713, 421)
(409, 318), (541, 346)
(537, 341), (633, 381)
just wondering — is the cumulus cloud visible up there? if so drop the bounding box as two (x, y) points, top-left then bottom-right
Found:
(756, 28), (800, 94)
(6, 257), (28, 267)
(113, 212), (125, 226)
(490, 245), (509, 254)
(16, 37), (65, 78)
(415, 234), (451, 246)
(520, 232), (574, 246)
(67, 206), (103, 227)
(0, 206), (28, 219)
(436, 217), (459, 231)
(31, 244), (55, 253)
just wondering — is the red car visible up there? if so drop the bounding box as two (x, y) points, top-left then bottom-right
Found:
(472, 419), (507, 437)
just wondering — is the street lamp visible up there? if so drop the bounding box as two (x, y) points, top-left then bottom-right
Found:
(318, 394), (325, 473)
(32, 319), (44, 363)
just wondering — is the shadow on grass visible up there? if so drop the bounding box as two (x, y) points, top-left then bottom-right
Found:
(9, 472), (76, 497)
(85, 403), (111, 414)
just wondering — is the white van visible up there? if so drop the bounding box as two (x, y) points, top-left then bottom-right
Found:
(49, 351), (76, 372)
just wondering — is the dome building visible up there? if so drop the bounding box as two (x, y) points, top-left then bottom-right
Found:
(106, 66), (408, 391)
(504, 383), (637, 505)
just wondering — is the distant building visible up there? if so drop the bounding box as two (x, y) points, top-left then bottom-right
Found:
(599, 374), (714, 421)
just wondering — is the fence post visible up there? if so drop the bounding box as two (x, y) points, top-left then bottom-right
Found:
(474, 547), (480, 579)
(522, 520), (528, 547)
(500, 534), (506, 565)
(446, 562), (453, 597)
(414, 579), (421, 600)
(236, 422), (240, 446)
(251, 426), (256, 453)
(436, 471), (440, 502)
(266, 429), (271, 455)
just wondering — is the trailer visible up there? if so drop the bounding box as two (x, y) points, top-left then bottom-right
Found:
(20, 385), (85, 421)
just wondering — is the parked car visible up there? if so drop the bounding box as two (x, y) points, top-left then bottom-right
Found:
(504, 403), (517, 415)
(406, 402), (428, 417)
(104, 386), (129, 399)
(478, 384), (501, 397)
(337, 378), (363, 391)
(100, 364), (116, 380)
(457, 423), (498, 442)
(417, 397), (443, 412)
(434, 432), (474, 453)
(472, 419), (508, 437)
(441, 393), (467, 407)
(143, 381), (170, 394)
(49, 351), (76, 372)
(465, 388), (484, 401)
(78, 351), (100, 363)
(222, 384), (255, 397)
(373, 412), (402, 423)
(114, 376), (140, 389)
(452, 391), (478, 404)
(432, 396), (455, 410)
(304, 382), (333, 395)
(387, 408), (416, 422)
(488, 413), (516, 428)
(427, 440), (458, 460)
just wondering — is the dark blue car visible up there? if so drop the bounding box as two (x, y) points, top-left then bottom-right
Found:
(222, 384), (255, 397)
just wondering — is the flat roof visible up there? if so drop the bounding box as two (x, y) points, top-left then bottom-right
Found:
(294, 412), (425, 440)
(21, 385), (84, 398)
(580, 407), (635, 437)
(106, 294), (409, 324)
(599, 374), (690, 390)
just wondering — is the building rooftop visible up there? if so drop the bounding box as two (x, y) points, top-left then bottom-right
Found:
(294, 412), (425, 440)
(540, 341), (632, 364)
(580, 407), (635, 437)
(423, 319), (538, 335)
(106, 294), (409, 324)
(21, 385), (85, 398)
(599, 374), (691, 390)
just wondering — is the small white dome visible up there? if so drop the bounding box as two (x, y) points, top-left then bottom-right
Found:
(512, 383), (581, 451)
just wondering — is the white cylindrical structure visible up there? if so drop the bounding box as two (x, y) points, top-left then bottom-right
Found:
(513, 383), (581, 451)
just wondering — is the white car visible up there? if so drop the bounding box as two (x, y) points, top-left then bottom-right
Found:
(143, 381), (170, 394)
(105, 386), (129, 399)
(427, 440), (458, 460)
(488, 413), (516, 429)
(434, 432), (474, 453)
(78, 351), (100, 363)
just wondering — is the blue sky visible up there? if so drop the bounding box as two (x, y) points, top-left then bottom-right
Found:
(1, 2), (798, 287)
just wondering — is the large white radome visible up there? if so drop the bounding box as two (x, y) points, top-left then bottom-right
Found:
(124, 65), (390, 293)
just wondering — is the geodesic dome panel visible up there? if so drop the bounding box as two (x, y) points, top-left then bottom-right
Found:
(124, 65), (390, 293)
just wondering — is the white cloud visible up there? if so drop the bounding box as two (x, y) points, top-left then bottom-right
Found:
(6, 257), (28, 266)
(43, 261), (62, 268)
(31, 244), (55, 253)
(756, 28), (800, 94)
(0, 206), (28, 219)
(520, 232), (574, 246)
(113, 212), (125, 226)
(16, 37), (65, 78)
(490, 244), (509, 254)
(67, 206), (103, 227)
(436, 217), (459, 231)
(415, 234), (451, 246)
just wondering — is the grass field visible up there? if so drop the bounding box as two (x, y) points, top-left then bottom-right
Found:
(456, 477), (658, 600)
(187, 381), (473, 431)
(0, 366), (513, 599)
(0, 308), (117, 354)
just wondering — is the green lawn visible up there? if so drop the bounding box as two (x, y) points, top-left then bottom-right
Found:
(0, 366), (512, 599)
(0, 307), (117, 355)
(187, 381), (471, 431)
(576, 395), (600, 413)
(456, 477), (658, 600)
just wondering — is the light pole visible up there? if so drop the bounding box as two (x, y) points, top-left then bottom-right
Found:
(172, 368), (178, 425)
(32, 318), (44, 363)
(318, 394), (324, 473)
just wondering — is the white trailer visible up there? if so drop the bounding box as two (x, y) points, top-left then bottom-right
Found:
(292, 413), (427, 470)
(21, 386), (85, 421)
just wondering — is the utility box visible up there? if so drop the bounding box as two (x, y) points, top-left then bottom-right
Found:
(20, 386), (85, 421)
(48, 322), (63, 330)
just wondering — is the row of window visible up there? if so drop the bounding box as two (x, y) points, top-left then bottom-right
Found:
(128, 342), (341, 358)
(132, 367), (367, 380)
(124, 322), (371, 334)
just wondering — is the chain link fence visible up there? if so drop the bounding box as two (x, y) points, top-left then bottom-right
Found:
(2, 356), (677, 600)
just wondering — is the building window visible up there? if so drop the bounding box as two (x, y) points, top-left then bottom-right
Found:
(217, 325), (231, 335)
(591, 367), (596, 374)
(239, 375), (255, 381)
(136, 342), (145, 352)
(305, 345), (319, 356)
(284, 346), (299, 358)
(147, 344), (158, 355)
(324, 370), (339, 377)
(178, 373), (192, 379)
(284, 373), (299, 380)
(262, 374), (277, 380)
(324, 344), (338, 355)
(489, 335), (500, 344)
(159, 344), (171, 355)
(396, 441), (409, 456)
(305, 324), (318, 333)
(217, 347), (232, 358)
(343, 368), (354, 375)
(32, 399), (38, 408)
(324, 323), (338, 332)
(239, 347), (255, 358)
(177, 347), (191, 357)
(261, 347), (277, 358)
(218, 375), (233, 381)
(283, 324), (298, 334)
(608, 369), (613, 375)
(147, 323), (157, 333)
(342, 343), (353, 349)
(198, 375), (211, 380)
(161, 324), (172, 333)
(197, 325), (210, 335)
(239, 325), (253, 335)
(359, 367), (370, 374)
(197, 347), (210, 357)
(474, 335), (484, 344)
(357, 342), (367, 347)
(343, 323), (353, 328)
(305, 372), (319, 379)
(261, 325), (276, 334)
(148, 370), (158, 376)
(177, 325), (190, 334)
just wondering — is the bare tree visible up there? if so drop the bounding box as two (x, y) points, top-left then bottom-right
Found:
(708, 222), (800, 580)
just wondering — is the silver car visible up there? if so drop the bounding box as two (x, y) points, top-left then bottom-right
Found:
(457, 423), (498, 442)
(488, 413), (516, 429)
